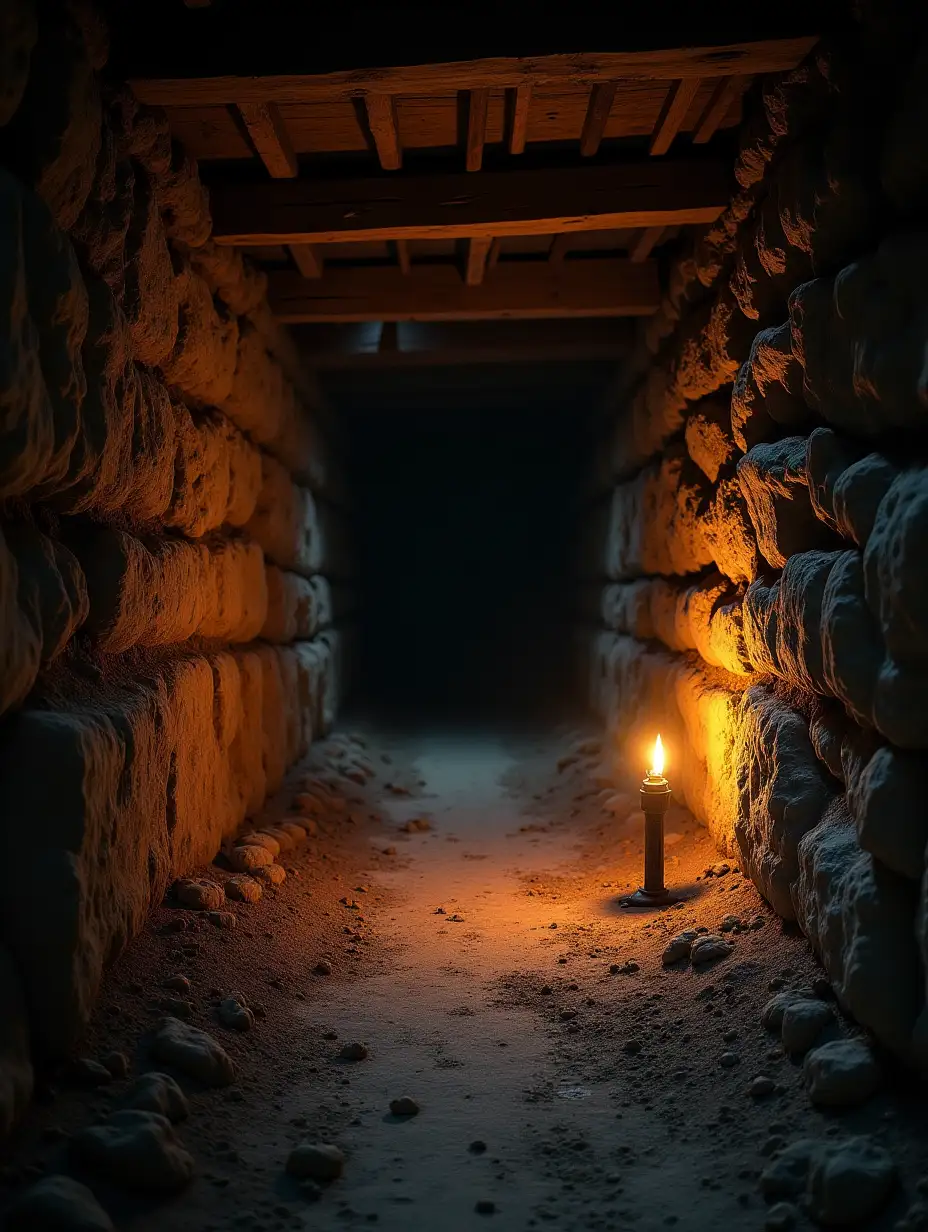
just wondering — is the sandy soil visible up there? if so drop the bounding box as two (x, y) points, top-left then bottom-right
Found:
(1, 723), (926, 1231)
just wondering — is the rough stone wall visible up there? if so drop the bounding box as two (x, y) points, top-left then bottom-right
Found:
(582, 13), (928, 1076)
(0, 1), (355, 1138)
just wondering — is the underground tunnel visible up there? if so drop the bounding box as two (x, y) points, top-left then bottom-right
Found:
(1, 2), (928, 1229)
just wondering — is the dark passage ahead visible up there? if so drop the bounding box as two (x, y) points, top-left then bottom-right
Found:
(341, 365), (600, 723)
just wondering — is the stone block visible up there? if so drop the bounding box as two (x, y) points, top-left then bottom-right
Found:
(698, 470), (759, 585)
(737, 436), (840, 568)
(846, 743), (928, 881)
(0, 170), (56, 500)
(1, 9), (101, 230)
(152, 140), (211, 249)
(245, 453), (319, 577)
(73, 527), (266, 652)
(794, 797), (922, 1061)
(188, 239), (267, 317)
(160, 260), (238, 408)
(684, 396), (734, 483)
(1, 521), (88, 717)
(731, 322), (808, 453)
(224, 418), (263, 527)
(221, 321), (290, 446)
(820, 548), (883, 726)
(164, 405), (231, 539)
(70, 122), (133, 293)
(122, 166), (178, 368)
(262, 566), (323, 644)
(735, 686), (837, 920)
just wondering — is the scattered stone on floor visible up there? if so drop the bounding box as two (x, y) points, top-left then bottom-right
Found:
(219, 995), (254, 1032)
(4, 1174), (115, 1231)
(780, 999), (835, 1055)
(120, 1073), (189, 1122)
(173, 879), (224, 911)
(338, 1042), (368, 1061)
(760, 1135), (896, 1225)
(72, 1110), (195, 1193)
(690, 934), (733, 966)
(225, 874), (263, 904)
(804, 1038), (882, 1107)
(227, 845), (274, 874)
(389, 1096), (420, 1117)
(286, 1142), (345, 1182)
(662, 930), (699, 965)
(151, 1017), (235, 1087)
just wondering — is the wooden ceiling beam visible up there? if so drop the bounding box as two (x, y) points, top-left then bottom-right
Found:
(395, 239), (411, 275)
(466, 87), (489, 171)
(508, 82), (532, 154)
(364, 93), (402, 170)
(579, 82), (618, 157)
(649, 77), (702, 155)
(237, 101), (298, 177)
(129, 38), (818, 105)
(209, 159), (730, 246)
(465, 237), (494, 286)
(268, 258), (660, 322)
(629, 225), (665, 263)
(289, 243), (324, 278)
(693, 74), (753, 144)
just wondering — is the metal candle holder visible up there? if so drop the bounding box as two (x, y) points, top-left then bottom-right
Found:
(622, 736), (679, 908)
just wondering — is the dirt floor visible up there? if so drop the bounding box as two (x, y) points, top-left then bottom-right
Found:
(2, 722), (927, 1231)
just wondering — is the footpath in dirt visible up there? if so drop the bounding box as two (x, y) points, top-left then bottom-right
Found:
(2, 724), (927, 1232)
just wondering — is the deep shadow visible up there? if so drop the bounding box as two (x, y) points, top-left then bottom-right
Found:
(343, 391), (594, 725)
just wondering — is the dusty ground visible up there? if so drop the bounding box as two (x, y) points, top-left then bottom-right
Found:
(2, 722), (927, 1231)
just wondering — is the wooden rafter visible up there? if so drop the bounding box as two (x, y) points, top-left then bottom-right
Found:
(547, 234), (573, 265)
(466, 87), (490, 172)
(237, 101), (297, 177)
(268, 258), (660, 322)
(129, 38), (818, 106)
(465, 237), (494, 286)
(364, 94), (402, 170)
(649, 78), (702, 155)
(629, 226), (665, 263)
(693, 74), (753, 143)
(289, 243), (324, 278)
(508, 82), (533, 154)
(209, 160), (730, 246)
(579, 82), (618, 156)
(395, 239), (411, 275)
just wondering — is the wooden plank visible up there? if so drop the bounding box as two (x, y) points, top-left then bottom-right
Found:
(579, 82), (617, 156)
(268, 258), (660, 321)
(693, 74), (752, 143)
(629, 225), (665, 263)
(649, 78), (702, 155)
(237, 101), (298, 177)
(465, 237), (494, 286)
(364, 93), (402, 170)
(289, 243), (324, 278)
(210, 159), (730, 246)
(486, 237), (501, 272)
(509, 82), (532, 154)
(129, 38), (819, 105)
(466, 87), (489, 171)
(395, 239), (411, 274)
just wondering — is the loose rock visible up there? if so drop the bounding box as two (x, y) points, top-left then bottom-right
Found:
(338, 1042), (368, 1061)
(238, 831), (280, 857)
(286, 1142), (345, 1182)
(101, 1052), (129, 1080)
(72, 1110), (194, 1193)
(120, 1072), (189, 1122)
(4, 1174), (115, 1231)
(662, 930), (699, 965)
(70, 1058), (112, 1087)
(151, 1017), (235, 1086)
(219, 996), (254, 1032)
(389, 1096), (420, 1117)
(765, 1202), (798, 1231)
(691, 934), (734, 966)
(225, 874), (263, 904)
(208, 910), (237, 929)
(804, 1039), (882, 1107)
(252, 863), (286, 887)
(228, 845), (274, 874)
(173, 878), (223, 911)
(808, 1136), (896, 1225)
(750, 1076), (776, 1098)
(780, 999), (835, 1055)
(164, 974), (191, 994)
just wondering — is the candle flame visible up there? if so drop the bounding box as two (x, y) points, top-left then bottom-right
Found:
(650, 733), (664, 776)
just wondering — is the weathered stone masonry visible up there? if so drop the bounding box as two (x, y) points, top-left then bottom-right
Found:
(0, 1), (355, 1137)
(582, 14), (928, 1075)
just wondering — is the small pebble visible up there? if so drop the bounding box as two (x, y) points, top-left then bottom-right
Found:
(389, 1097), (420, 1117)
(339, 1042), (368, 1062)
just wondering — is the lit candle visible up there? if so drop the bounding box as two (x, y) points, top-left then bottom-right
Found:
(624, 734), (674, 907)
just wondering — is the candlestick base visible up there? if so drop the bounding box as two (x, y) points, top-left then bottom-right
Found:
(620, 886), (682, 909)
